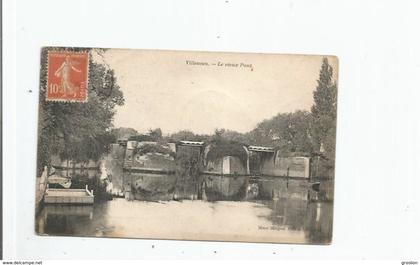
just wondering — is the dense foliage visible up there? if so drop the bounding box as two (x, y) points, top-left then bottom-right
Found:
(247, 110), (313, 154)
(167, 130), (209, 142)
(311, 58), (338, 175)
(111, 127), (138, 140)
(128, 134), (155, 142)
(37, 48), (124, 176)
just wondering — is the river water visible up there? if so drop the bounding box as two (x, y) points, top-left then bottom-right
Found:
(36, 169), (333, 244)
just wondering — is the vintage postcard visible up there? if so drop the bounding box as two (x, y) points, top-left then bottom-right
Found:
(35, 47), (338, 244)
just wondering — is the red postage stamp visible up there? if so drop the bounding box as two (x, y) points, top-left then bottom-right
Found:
(46, 51), (89, 102)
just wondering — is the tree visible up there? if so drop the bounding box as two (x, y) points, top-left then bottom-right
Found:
(148, 128), (163, 141)
(168, 130), (205, 142)
(37, 48), (124, 176)
(247, 110), (313, 154)
(111, 127), (138, 140)
(217, 129), (250, 144)
(311, 57), (338, 177)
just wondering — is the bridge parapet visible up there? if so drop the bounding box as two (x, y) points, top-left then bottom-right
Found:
(177, 141), (205, 147)
(247, 145), (275, 153)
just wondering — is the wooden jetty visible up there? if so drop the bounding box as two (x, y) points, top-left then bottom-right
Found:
(44, 185), (94, 205)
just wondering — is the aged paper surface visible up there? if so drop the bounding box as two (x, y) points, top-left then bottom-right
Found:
(35, 47), (338, 244)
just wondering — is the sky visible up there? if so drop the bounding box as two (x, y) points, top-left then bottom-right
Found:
(100, 49), (338, 135)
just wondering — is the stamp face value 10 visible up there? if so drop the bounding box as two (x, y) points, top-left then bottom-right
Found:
(46, 51), (89, 102)
(36, 47), (338, 245)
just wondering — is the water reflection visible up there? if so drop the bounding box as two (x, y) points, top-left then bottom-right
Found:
(37, 170), (333, 244)
(38, 205), (94, 235)
(255, 199), (333, 244)
(304, 202), (333, 243)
